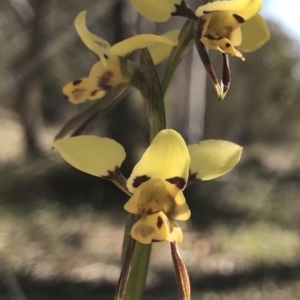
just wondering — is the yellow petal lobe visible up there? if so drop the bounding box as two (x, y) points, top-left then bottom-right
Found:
(53, 136), (126, 177)
(131, 212), (183, 244)
(238, 14), (270, 52)
(124, 179), (190, 220)
(62, 78), (103, 104)
(127, 129), (190, 193)
(63, 56), (127, 104)
(89, 56), (127, 88)
(201, 37), (245, 60)
(148, 30), (180, 65)
(110, 34), (178, 57)
(188, 140), (242, 180)
(195, 0), (262, 21)
(75, 11), (111, 62)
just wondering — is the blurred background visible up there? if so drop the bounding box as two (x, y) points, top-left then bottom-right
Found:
(1, 0), (300, 299)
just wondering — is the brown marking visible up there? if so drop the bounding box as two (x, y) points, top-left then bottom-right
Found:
(132, 175), (150, 188)
(225, 43), (230, 48)
(90, 90), (99, 97)
(146, 208), (153, 215)
(166, 177), (186, 189)
(233, 14), (245, 23)
(72, 88), (86, 99)
(156, 216), (163, 229)
(171, 1), (196, 19)
(63, 94), (69, 99)
(206, 34), (215, 40)
(137, 225), (155, 238)
(188, 172), (198, 182)
(73, 79), (82, 86)
(102, 166), (121, 180)
(98, 71), (114, 90)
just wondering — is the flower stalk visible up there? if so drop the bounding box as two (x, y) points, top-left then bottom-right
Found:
(161, 19), (195, 96)
(119, 48), (167, 299)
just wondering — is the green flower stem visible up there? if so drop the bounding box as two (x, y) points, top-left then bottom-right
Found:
(118, 21), (195, 299)
(118, 216), (152, 300)
(115, 214), (137, 300)
(161, 19), (195, 96)
(119, 48), (167, 300)
(123, 242), (152, 300)
(139, 48), (166, 141)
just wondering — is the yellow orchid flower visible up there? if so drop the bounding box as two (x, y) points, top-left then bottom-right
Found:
(63, 11), (179, 104)
(195, 0), (269, 59)
(53, 129), (242, 244)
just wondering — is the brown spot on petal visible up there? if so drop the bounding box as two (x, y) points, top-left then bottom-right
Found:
(90, 90), (99, 97)
(225, 43), (230, 48)
(157, 216), (163, 229)
(132, 175), (150, 188)
(233, 14), (245, 24)
(166, 177), (186, 189)
(73, 79), (82, 86)
(72, 88), (86, 99)
(203, 11), (211, 15)
(146, 208), (154, 215)
(98, 71), (114, 90)
(206, 34), (215, 40)
(136, 225), (155, 239)
(102, 166), (122, 180)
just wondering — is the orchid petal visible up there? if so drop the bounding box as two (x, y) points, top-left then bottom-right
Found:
(53, 136), (126, 177)
(201, 36), (245, 60)
(124, 179), (190, 220)
(148, 30), (180, 65)
(230, 26), (243, 46)
(89, 56), (126, 88)
(110, 34), (178, 57)
(63, 56), (127, 104)
(127, 130), (190, 193)
(62, 78), (104, 104)
(131, 212), (183, 244)
(75, 11), (111, 63)
(188, 140), (242, 180)
(239, 14), (270, 52)
(195, 0), (262, 22)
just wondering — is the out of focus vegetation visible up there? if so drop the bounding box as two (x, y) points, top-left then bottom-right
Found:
(1, 0), (300, 299)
